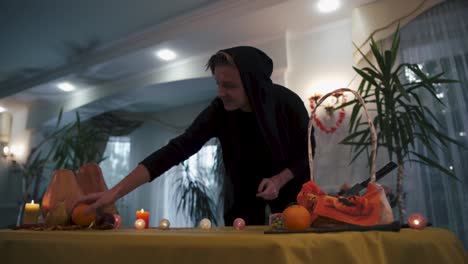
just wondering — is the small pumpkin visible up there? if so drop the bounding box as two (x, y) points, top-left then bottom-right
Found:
(71, 203), (96, 226)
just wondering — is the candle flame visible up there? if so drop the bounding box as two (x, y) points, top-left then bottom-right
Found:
(140, 209), (144, 212)
(413, 219), (420, 225)
(31, 200), (35, 204)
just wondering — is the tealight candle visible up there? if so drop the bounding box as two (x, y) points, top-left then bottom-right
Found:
(23, 200), (40, 225)
(199, 218), (211, 229)
(408, 213), (427, 230)
(233, 218), (246, 230)
(159, 218), (170, 229)
(136, 209), (150, 228)
(134, 219), (146, 230)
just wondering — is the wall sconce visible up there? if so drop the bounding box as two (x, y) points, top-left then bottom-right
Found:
(2, 144), (13, 158)
(2, 144), (22, 162)
(0, 112), (13, 160)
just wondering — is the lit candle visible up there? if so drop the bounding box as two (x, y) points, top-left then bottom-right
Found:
(136, 209), (150, 228)
(408, 213), (427, 230)
(134, 219), (146, 230)
(23, 200), (40, 225)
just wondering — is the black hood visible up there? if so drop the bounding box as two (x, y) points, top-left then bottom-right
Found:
(221, 46), (285, 164)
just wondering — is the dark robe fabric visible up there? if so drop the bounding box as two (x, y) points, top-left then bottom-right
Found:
(140, 46), (316, 225)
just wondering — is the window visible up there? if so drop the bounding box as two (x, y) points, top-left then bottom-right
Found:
(100, 136), (131, 188)
(186, 144), (218, 188)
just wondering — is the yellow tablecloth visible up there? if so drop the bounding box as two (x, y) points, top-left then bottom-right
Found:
(0, 226), (466, 264)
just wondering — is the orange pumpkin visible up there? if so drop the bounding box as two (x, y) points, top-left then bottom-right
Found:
(71, 203), (96, 226)
(41, 169), (83, 219)
(282, 205), (312, 231)
(76, 163), (108, 194)
(76, 163), (118, 214)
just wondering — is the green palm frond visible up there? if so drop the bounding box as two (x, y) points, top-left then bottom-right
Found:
(175, 162), (218, 226)
(343, 28), (462, 178)
(16, 109), (109, 202)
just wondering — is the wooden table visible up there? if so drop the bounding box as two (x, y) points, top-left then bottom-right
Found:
(0, 226), (466, 264)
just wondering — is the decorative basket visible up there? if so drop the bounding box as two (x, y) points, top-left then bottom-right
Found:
(298, 88), (394, 227)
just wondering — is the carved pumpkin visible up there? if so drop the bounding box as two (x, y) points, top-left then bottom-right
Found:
(76, 163), (118, 214)
(41, 169), (83, 219)
(44, 201), (70, 226)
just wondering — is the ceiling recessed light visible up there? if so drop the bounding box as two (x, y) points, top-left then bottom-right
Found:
(0, 106), (6, 112)
(155, 49), (177, 61)
(318, 0), (340, 13)
(57, 82), (75, 92)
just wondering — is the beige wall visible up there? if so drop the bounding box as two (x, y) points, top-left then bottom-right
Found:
(285, 19), (396, 191)
(0, 105), (31, 227)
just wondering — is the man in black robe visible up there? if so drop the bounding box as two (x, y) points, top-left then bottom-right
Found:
(78, 46), (316, 225)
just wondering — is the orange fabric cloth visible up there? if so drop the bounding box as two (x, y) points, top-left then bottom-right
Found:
(297, 180), (393, 226)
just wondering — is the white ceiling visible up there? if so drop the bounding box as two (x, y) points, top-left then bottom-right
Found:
(0, 0), (218, 76)
(0, 0), (375, 128)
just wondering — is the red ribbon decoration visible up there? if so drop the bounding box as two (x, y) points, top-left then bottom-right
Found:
(309, 92), (346, 134)
(313, 109), (346, 134)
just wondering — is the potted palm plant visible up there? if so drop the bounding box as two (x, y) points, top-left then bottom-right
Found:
(175, 161), (219, 226)
(174, 141), (224, 227)
(341, 27), (461, 221)
(14, 110), (108, 225)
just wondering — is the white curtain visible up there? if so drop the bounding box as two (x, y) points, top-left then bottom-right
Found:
(100, 130), (223, 228)
(99, 136), (133, 225)
(397, 0), (468, 248)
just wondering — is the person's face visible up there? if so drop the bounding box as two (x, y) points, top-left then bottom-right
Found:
(214, 65), (251, 112)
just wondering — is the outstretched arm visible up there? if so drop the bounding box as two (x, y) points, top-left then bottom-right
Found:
(74, 100), (222, 213)
(73, 164), (151, 213)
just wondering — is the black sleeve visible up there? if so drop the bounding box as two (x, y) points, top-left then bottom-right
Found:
(283, 92), (316, 180)
(140, 100), (221, 181)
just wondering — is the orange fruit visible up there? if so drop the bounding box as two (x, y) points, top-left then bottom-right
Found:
(282, 205), (311, 231)
(71, 203), (96, 226)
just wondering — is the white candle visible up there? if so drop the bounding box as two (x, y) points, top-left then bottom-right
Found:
(23, 200), (40, 225)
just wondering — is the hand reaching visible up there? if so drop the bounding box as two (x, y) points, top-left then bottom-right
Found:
(256, 178), (279, 200)
(71, 189), (117, 215)
(69, 164), (150, 215)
